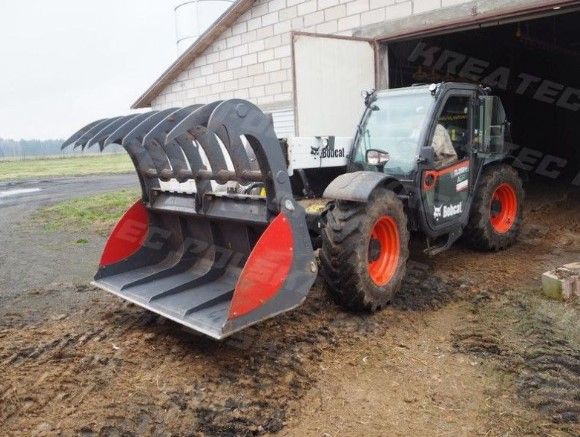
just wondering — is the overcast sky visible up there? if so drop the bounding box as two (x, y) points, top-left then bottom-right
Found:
(0, 1), (180, 140)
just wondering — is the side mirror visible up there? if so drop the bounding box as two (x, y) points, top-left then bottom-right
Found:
(417, 147), (435, 165)
(366, 149), (390, 166)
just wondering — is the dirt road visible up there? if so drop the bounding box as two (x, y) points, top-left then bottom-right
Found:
(0, 179), (578, 436)
(0, 174), (137, 298)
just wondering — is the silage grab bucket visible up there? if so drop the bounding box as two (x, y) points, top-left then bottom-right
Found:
(63, 100), (317, 339)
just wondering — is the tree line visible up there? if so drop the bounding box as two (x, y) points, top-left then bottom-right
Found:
(0, 138), (123, 159)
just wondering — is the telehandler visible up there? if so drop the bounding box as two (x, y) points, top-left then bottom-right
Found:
(63, 82), (523, 339)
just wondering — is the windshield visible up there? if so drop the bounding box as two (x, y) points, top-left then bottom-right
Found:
(353, 87), (435, 175)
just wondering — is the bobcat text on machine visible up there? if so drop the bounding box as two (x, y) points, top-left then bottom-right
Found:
(63, 82), (524, 339)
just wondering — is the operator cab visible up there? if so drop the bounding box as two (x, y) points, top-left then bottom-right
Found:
(350, 82), (509, 240)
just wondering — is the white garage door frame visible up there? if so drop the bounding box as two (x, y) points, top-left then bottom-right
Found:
(291, 31), (379, 137)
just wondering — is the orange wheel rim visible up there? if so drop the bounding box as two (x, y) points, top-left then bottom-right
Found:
(368, 216), (400, 286)
(490, 183), (518, 234)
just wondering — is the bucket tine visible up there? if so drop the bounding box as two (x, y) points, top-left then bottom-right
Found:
(166, 101), (230, 179)
(62, 119), (107, 149)
(211, 122), (254, 183)
(85, 114), (142, 149)
(121, 108), (179, 178)
(142, 105), (203, 180)
(103, 112), (157, 150)
(73, 118), (118, 150)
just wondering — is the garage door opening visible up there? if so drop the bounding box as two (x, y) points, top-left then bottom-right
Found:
(386, 11), (580, 186)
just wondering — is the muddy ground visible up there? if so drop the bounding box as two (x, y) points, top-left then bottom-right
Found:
(0, 180), (579, 436)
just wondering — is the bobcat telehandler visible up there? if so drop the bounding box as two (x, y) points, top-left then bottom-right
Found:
(63, 82), (523, 339)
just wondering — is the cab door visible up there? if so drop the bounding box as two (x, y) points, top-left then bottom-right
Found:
(421, 92), (474, 231)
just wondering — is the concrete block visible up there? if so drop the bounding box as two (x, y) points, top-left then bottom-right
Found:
(542, 263), (580, 301)
(318, 0), (340, 9)
(264, 35), (282, 49)
(297, 0), (317, 16)
(316, 19), (339, 33)
(233, 44), (249, 57)
(347, 0), (370, 16)
(258, 48), (275, 62)
(242, 52), (258, 66)
(251, 2), (269, 18)
(262, 12), (279, 26)
(385, 1), (412, 19)
(325, 4), (347, 20)
(219, 48), (234, 61)
(361, 7), (386, 25)
(370, 0), (395, 9)
(274, 45), (291, 59)
(248, 40), (265, 53)
(264, 59), (282, 72)
(247, 17), (262, 31)
(274, 19), (292, 34)
(338, 14), (361, 31)
(269, 0), (287, 12)
(231, 21), (247, 35)
(279, 6), (298, 21)
(226, 34), (242, 48)
(304, 10), (325, 26)
(241, 30), (258, 44)
(227, 57), (242, 69)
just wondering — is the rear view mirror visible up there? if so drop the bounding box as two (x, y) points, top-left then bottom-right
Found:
(366, 149), (390, 166)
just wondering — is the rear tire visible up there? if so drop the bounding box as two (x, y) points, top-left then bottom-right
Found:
(465, 164), (524, 251)
(320, 188), (409, 311)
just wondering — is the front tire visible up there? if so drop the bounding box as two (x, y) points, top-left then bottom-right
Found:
(319, 188), (409, 311)
(465, 164), (524, 251)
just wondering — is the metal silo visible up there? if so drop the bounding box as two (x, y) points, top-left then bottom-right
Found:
(174, 0), (235, 54)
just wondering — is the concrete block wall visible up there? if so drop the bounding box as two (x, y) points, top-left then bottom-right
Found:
(150, 0), (472, 111)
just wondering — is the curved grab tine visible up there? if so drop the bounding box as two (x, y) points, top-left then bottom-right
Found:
(73, 118), (117, 149)
(103, 112), (157, 149)
(85, 114), (141, 149)
(208, 99), (289, 208)
(62, 119), (107, 149)
(211, 121), (253, 180)
(166, 101), (228, 174)
(142, 105), (203, 180)
(81, 116), (123, 150)
(174, 136), (205, 181)
(121, 108), (179, 177)
(165, 101), (222, 143)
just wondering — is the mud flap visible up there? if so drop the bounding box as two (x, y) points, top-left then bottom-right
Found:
(63, 100), (317, 339)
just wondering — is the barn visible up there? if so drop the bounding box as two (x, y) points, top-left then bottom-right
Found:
(133, 0), (580, 184)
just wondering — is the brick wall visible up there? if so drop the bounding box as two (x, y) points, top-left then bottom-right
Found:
(150, 0), (471, 111)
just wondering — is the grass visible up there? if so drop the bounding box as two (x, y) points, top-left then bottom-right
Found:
(0, 154), (133, 181)
(34, 189), (141, 236)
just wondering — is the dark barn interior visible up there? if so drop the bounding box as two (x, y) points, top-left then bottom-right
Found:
(387, 11), (580, 185)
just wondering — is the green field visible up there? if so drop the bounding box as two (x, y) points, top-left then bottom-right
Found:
(0, 154), (133, 181)
(34, 189), (140, 236)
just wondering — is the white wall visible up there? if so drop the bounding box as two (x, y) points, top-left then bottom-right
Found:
(150, 0), (473, 113)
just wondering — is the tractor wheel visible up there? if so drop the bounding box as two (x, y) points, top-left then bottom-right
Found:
(465, 164), (524, 251)
(319, 188), (409, 311)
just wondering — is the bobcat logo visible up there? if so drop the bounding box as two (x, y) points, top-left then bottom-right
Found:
(433, 205), (443, 219)
(434, 203), (463, 221)
(311, 136), (344, 158)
